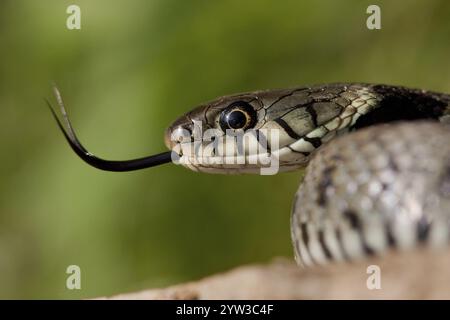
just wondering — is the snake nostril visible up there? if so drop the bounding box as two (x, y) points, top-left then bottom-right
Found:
(164, 127), (174, 149)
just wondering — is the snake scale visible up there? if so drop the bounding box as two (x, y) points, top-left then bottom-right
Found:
(49, 83), (450, 267)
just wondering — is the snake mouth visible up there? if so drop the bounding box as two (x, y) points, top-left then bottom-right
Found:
(48, 86), (174, 172)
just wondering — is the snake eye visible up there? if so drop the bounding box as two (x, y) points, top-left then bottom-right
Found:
(219, 101), (256, 131)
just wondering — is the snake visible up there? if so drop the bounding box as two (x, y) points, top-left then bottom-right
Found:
(48, 83), (450, 267)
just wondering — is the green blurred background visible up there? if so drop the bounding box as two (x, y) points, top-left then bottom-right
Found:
(0, 0), (449, 299)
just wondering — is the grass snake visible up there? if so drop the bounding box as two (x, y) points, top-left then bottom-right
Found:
(49, 83), (450, 267)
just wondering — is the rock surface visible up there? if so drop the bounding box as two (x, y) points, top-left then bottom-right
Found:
(100, 249), (450, 299)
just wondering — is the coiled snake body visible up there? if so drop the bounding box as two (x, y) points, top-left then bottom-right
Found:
(49, 83), (450, 267)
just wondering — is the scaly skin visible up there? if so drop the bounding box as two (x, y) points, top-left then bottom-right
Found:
(291, 121), (450, 266)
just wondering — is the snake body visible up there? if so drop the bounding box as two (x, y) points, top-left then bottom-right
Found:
(164, 83), (450, 266)
(51, 83), (450, 267)
(292, 121), (450, 266)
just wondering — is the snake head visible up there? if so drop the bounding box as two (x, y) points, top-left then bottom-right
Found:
(164, 85), (363, 174)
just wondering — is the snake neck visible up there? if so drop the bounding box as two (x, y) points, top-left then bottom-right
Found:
(350, 84), (450, 130)
(272, 84), (450, 173)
